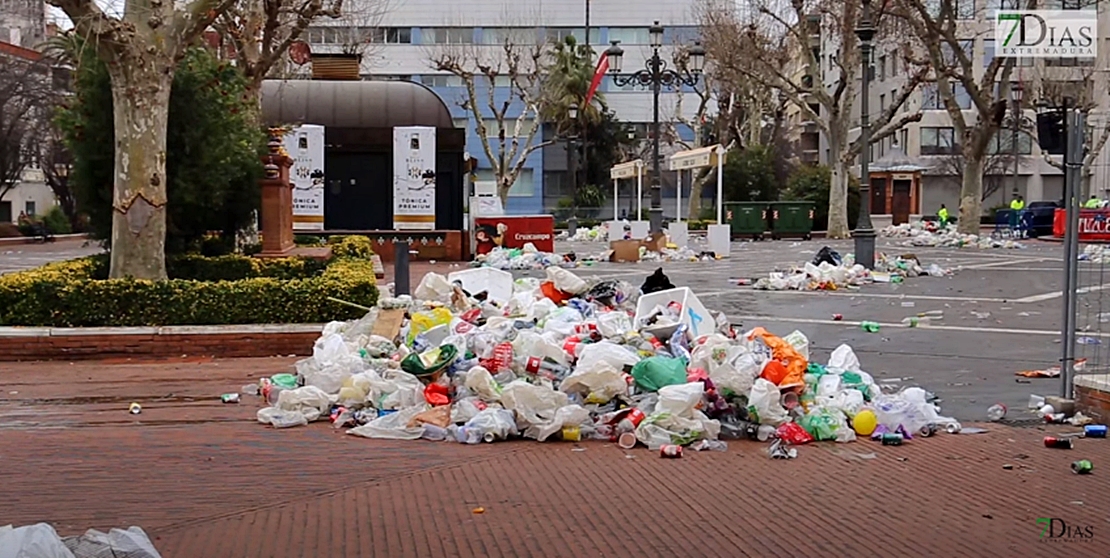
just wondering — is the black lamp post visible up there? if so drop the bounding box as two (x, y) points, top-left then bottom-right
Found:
(853, 0), (876, 269)
(605, 22), (706, 234)
(566, 103), (580, 234)
(1011, 83), (1023, 200)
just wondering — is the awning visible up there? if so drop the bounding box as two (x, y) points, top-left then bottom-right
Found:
(609, 159), (644, 180)
(669, 145), (724, 171)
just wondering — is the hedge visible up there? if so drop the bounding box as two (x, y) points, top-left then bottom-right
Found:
(0, 236), (379, 327)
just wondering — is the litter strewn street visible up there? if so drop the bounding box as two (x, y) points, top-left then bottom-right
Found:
(3, 237), (1108, 556)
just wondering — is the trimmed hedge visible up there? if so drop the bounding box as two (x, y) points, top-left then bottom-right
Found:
(0, 236), (378, 327)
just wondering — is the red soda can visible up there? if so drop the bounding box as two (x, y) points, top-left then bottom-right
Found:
(1044, 436), (1074, 449)
(832, 314), (843, 321)
(660, 444), (683, 458)
(647, 336), (665, 350)
(574, 323), (597, 334)
(617, 408), (646, 432)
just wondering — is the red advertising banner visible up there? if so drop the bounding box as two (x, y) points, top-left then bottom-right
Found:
(1053, 208), (1110, 241)
(474, 216), (555, 255)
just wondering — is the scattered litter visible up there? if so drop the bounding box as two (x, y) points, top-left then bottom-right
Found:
(220, 393), (240, 404)
(1085, 425), (1107, 438)
(881, 222), (1027, 249)
(753, 250), (950, 291)
(960, 427), (989, 434)
(472, 507), (486, 514)
(861, 321), (881, 333)
(1002, 464), (1014, 470)
(971, 311), (992, 320)
(1044, 436), (1075, 449)
(128, 403), (141, 415)
(1072, 459), (1093, 474)
(0, 523), (162, 558)
(1077, 336), (1101, 345)
(987, 403), (1007, 422)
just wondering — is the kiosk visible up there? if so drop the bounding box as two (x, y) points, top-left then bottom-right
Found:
(669, 145), (728, 256)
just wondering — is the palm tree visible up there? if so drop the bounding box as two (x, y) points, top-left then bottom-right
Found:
(543, 35), (604, 134)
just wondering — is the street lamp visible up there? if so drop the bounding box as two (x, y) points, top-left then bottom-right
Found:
(853, 0), (876, 270)
(567, 103), (580, 232)
(1011, 83), (1023, 200)
(605, 22), (705, 233)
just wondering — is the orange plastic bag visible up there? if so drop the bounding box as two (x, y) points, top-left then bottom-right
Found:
(747, 327), (807, 388)
(540, 281), (572, 304)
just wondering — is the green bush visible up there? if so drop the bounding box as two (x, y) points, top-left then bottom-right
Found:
(328, 235), (374, 259)
(42, 206), (72, 235)
(0, 236), (377, 327)
(294, 235), (325, 246)
(782, 165), (860, 231)
(723, 145), (779, 202)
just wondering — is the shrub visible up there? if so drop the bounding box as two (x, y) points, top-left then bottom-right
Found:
(328, 235), (374, 259)
(42, 206), (72, 235)
(0, 223), (20, 238)
(0, 236), (377, 327)
(782, 165), (860, 231)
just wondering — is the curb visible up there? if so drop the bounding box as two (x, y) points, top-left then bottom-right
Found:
(0, 233), (92, 246)
(0, 324), (324, 362)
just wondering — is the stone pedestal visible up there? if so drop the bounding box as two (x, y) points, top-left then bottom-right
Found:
(258, 155), (295, 257)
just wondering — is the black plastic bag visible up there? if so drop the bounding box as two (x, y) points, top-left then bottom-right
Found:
(641, 268), (675, 294)
(812, 247), (843, 266)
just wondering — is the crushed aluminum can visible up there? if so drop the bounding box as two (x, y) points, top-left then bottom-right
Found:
(918, 423), (937, 438)
(1072, 459), (1093, 474)
(128, 402), (142, 415)
(881, 433), (904, 446)
(1044, 436), (1074, 449)
(945, 422), (962, 434)
(832, 314), (843, 321)
(220, 393), (240, 404)
(660, 444), (683, 458)
(769, 438), (797, 459)
(1085, 424), (1107, 438)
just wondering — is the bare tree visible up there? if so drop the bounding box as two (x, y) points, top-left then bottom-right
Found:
(930, 149), (1017, 203)
(701, 0), (928, 238)
(40, 131), (77, 227)
(0, 47), (58, 205)
(212, 0), (390, 98)
(48, 0), (235, 279)
(428, 32), (557, 207)
(888, 0), (1016, 234)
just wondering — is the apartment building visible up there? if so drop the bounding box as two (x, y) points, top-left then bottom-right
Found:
(0, 0), (44, 47)
(802, 1), (1110, 216)
(302, 0), (705, 214)
(0, 37), (59, 224)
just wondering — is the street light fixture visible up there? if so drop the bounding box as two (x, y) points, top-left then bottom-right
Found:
(1011, 83), (1023, 200)
(853, 0), (876, 270)
(567, 103), (580, 226)
(605, 23), (705, 233)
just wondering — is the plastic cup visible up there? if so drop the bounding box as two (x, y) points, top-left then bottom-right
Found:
(618, 432), (637, 449)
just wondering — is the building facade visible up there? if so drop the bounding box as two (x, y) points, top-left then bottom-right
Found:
(802, 1), (1110, 216)
(302, 0), (704, 215)
(0, 38), (58, 225)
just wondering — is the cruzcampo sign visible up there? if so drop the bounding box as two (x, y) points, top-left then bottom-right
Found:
(996, 10), (1097, 58)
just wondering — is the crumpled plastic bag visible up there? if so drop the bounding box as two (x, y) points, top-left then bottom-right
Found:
(408, 405), (452, 428)
(63, 527), (162, 558)
(464, 408), (519, 441)
(654, 382), (704, 417)
(575, 340), (640, 371)
(798, 408), (848, 441)
(500, 380), (569, 438)
(746, 328), (806, 388)
(559, 361), (627, 402)
(635, 411), (719, 449)
(542, 306), (584, 336)
(465, 365), (502, 401)
(257, 386), (333, 427)
(596, 311), (633, 338)
(747, 378), (788, 425)
(631, 356), (688, 392)
(407, 307), (454, 345)
(0, 523), (75, 558)
(513, 330), (569, 366)
(546, 267), (588, 294)
(828, 344), (861, 373)
(414, 272), (454, 301)
(348, 406), (426, 440)
(377, 371), (425, 410)
(782, 330), (810, 362)
(450, 397), (484, 424)
(775, 421), (813, 445)
(534, 404), (592, 441)
(299, 333), (365, 394)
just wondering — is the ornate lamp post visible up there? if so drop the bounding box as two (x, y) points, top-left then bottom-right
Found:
(1011, 83), (1023, 200)
(853, 0), (876, 269)
(605, 22), (706, 233)
(566, 103), (580, 234)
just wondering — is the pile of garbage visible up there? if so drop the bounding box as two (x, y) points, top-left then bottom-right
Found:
(246, 265), (958, 455)
(881, 222), (1027, 249)
(474, 245), (576, 270)
(0, 524), (161, 558)
(753, 247), (949, 291)
(1079, 244), (1110, 264)
(562, 223), (611, 242)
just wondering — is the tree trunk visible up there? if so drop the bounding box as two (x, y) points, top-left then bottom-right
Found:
(957, 152), (986, 235)
(688, 171), (705, 221)
(828, 159), (851, 239)
(107, 60), (174, 280)
(498, 176), (512, 210)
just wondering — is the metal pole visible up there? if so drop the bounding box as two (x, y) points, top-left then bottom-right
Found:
(636, 161), (643, 219)
(613, 179), (618, 220)
(853, 1), (876, 270)
(716, 146), (724, 224)
(1012, 96), (1020, 201)
(650, 48), (663, 233)
(1060, 101), (1074, 398)
(394, 241), (410, 296)
(677, 169), (682, 222)
(1064, 104), (1084, 399)
(582, 0), (590, 200)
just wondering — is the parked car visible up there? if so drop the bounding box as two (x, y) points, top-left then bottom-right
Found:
(1025, 200), (1060, 237)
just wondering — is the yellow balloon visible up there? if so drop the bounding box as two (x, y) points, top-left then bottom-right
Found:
(853, 410), (878, 436)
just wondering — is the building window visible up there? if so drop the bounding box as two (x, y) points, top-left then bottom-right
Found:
(545, 27), (601, 44)
(424, 27), (473, 44)
(899, 129), (908, 149)
(920, 127), (958, 155)
(922, 82), (972, 110)
(956, 0), (975, 19)
(476, 169), (534, 197)
(482, 119), (535, 137)
(25, 201), (36, 217)
(608, 27), (651, 45)
(940, 40), (973, 66)
(878, 55), (886, 80)
(669, 27), (701, 45)
(420, 75), (462, 87)
(890, 54), (898, 77)
(480, 27), (538, 45)
(983, 39), (1034, 67)
(989, 129), (1034, 155)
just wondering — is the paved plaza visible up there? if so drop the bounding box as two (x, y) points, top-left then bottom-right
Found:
(3, 236), (1108, 556)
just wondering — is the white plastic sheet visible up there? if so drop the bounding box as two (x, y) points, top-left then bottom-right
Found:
(559, 361), (627, 402)
(348, 406), (426, 440)
(64, 527), (162, 558)
(748, 378), (787, 425)
(500, 380), (569, 439)
(0, 523), (76, 558)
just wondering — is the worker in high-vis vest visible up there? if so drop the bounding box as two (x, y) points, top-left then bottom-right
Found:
(1085, 195), (1102, 209)
(937, 204), (950, 228)
(1009, 195), (1025, 229)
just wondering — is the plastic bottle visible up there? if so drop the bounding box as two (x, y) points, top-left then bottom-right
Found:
(421, 424), (448, 441)
(987, 403), (1007, 422)
(860, 321), (881, 333)
(514, 355), (570, 380)
(455, 426), (482, 445)
(901, 316), (930, 328)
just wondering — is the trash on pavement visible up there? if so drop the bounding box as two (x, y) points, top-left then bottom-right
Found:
(243, 266), (964, 457)
(881, 222), (1027, 249)
(128, 403), (141, 415)
(987, 403), (1007, 422)
(1072, 459), (1093, 474)
(0, 523), (162, 558)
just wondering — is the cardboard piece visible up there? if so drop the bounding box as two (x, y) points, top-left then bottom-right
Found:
(640, 232), (667, 253)
(609, 240), (641, 262)
(371, 308), (407, 341)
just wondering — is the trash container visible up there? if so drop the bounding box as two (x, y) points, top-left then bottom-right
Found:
(769, 201), (815, 240)
(724, 202), (769, 240)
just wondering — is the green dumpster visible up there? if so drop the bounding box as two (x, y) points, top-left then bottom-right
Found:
(724, 202), (769, 240)
(769, 201), (815, 240)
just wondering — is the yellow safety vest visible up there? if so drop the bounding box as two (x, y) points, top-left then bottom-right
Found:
(1010, 200), (1025, 211)
(937, 208), (949, 220)
(1085, 198), (1101, 209)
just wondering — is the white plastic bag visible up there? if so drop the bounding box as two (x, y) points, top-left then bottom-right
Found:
(450, 397), (484, 424)
(828, 344), (861, 373)
(575, 340), (640, 371)
(546, 267), (588, 294)
(513, 330), (568, 366)
(534, 404), (592, 441)
(414, 272), (454, 301)
(377, 371), (424, 410)
(464, 408), (519, 441)
(348, 406), (426, 440)
(301, 333), (364, 394)
(654, 382), (704, 417)
(747, 378), (787, 425)
(0, 523), (75, 558)
(542, 306), (584, 336)
(596, 311), (633, 338)
(63, 527), (162, 558)
(500, 380), (569, 438)
(256, 385), (333, 427)
(464, 365), (502, 401)
(783, 330), (810, 361)
(559, 361), (627, 402)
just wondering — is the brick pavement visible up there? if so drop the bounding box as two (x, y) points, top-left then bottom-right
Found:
(3, 359), (1109, 556)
